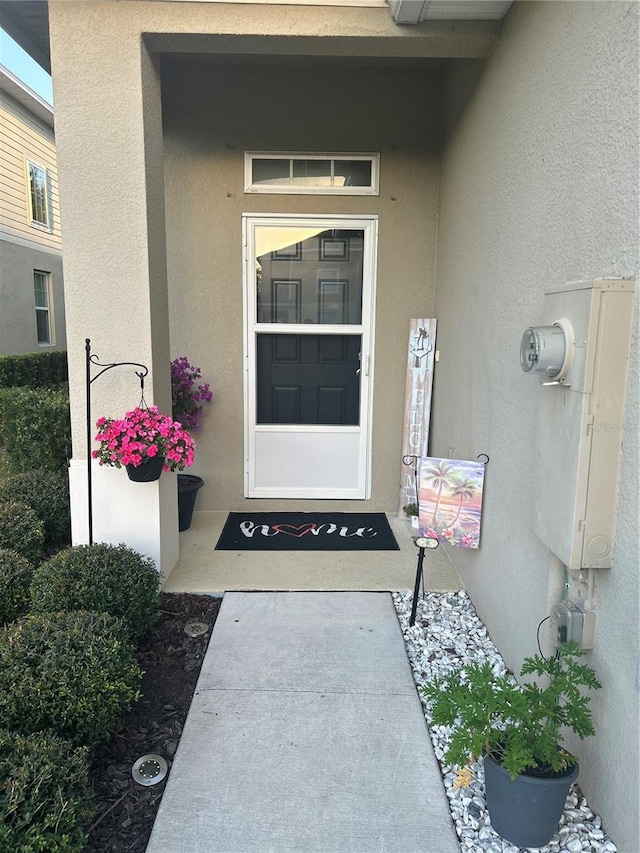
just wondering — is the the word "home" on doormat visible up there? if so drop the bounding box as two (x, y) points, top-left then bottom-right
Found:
(215, 512), (400, 551)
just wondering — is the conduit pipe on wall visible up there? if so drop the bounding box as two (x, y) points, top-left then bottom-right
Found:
(387, 0), (514, 25)
(387, 0), (427, 24)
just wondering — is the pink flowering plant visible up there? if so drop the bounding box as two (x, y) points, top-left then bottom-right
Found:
(93, 405), (195, 472)
(171, 357), (212, 432)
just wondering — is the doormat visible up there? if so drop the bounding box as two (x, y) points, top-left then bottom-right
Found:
(215, 512), (400, 551)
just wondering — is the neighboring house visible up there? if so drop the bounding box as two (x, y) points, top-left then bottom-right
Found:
(0, 64), (65, 355)
(1, 1), (637, 848)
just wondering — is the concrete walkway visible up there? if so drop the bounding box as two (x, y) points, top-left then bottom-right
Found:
(146, 592), (460, 853)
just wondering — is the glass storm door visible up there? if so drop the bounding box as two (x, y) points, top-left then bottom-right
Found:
(243, 214), (378, 498)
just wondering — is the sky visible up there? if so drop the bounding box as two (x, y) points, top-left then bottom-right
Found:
(0, 27), (53, 105)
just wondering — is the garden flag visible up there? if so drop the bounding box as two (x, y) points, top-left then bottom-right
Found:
(418, 457), (486, 549)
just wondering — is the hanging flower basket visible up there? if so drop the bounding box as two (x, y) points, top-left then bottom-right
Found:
(126, 454), (166, 482)
(93, 406), (195, 480)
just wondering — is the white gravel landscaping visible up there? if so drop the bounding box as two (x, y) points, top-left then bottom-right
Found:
(393, 589), (618, 853)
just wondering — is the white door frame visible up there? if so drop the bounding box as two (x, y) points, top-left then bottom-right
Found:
(242, 213), (378, 499)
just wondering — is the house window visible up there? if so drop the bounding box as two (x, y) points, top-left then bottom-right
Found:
(244, 153), (379, 195)
(34, 270), (53, 345)
(27, 161), (50, 228)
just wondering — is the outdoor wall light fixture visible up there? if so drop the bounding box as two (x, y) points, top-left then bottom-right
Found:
(410, 535), (439, 627)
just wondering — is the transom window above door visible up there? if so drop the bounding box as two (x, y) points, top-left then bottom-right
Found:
(244, 152), (379, 195)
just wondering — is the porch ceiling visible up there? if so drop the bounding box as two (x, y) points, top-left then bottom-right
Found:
(0, 0), (512, 73)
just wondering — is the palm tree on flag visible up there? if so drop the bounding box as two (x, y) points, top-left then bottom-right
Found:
(423, 459), (455, 526)
(448, 475), (479, 527)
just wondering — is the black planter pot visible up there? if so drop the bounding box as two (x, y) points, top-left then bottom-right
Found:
(177, 474), (204, 531)
(126, 455), (165, 482)
(484, 755), (579, 848)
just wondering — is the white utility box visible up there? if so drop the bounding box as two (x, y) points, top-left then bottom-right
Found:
(530, 279), (636, 570)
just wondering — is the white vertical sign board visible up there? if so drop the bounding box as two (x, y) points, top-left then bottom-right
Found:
(398, 319), (437, 514)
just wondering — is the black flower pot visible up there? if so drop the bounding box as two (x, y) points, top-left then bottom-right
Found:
(484, 755), (579, 848)
(126, 455), (165, 482)
(177, 474), (204, 531)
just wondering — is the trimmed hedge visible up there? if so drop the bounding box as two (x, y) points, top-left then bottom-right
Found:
(0, 549), (33, 624)
(0, 351), (68, 389)
(0, 502), (44, 564)
(0, 386), (71, 473)
(0, 611), (142, 746)
(0, 729), (94, 853)
(31, 544), (161, 639)
(0, 471), (71, 547)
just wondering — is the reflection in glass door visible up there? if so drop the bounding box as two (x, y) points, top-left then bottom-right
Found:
(244, 215), (378, 498)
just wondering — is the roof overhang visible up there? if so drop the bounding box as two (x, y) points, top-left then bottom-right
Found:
(0, 1), (50, 73)
(0, 62), (53, 127)
(0, 0), (513, 73)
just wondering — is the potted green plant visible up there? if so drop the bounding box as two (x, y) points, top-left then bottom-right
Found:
(421, 642), (601, 848)
(403, 502), (419, 528)
(171, 357), (212, 530)
(93, 405), (195, 482)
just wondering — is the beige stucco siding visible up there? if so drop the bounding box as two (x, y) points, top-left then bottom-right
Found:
(47, 0), (497, 458)
(0, 93), (61, 251)
(432, 2), (639, 849)
(48, 0), (491, 572)
(164, 60), (441, 511)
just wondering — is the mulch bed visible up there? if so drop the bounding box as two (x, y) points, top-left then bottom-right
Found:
(84, 593), (221, 853)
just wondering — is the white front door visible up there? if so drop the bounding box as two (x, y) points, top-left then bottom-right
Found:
(243, 214), (378, 499)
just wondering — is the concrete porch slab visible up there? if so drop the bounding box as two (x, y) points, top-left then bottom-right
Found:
(145, 592), (460, 853)
(162, 511), (462, 594)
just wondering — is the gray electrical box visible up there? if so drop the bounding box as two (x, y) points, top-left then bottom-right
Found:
(531, 279), (636, 570)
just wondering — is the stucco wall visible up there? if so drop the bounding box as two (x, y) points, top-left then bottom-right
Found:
(163, 60), (441, 511)
(0, 240), (65, 354)
(49, 6), (178, 574)
(48, 0), (498, 574)
(45, 0), (639, 838)
(432, 2), (639, 847)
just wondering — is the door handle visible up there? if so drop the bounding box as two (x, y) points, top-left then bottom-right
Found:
(356, 355), (370, 377)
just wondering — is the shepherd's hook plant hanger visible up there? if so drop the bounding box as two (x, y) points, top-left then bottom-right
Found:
(85, 338), (149, 545)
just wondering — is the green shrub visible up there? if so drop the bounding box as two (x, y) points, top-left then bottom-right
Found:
(0, 502), (44, 564)
(0, 351), (68, 389)
(0, 728), (93, 853)
(0, 549), (33, 624)
(31, 543), (160, 638)
(0, 470), (71, 547)
(0, 386), (71, 473)
(0, 610), (141, 747)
